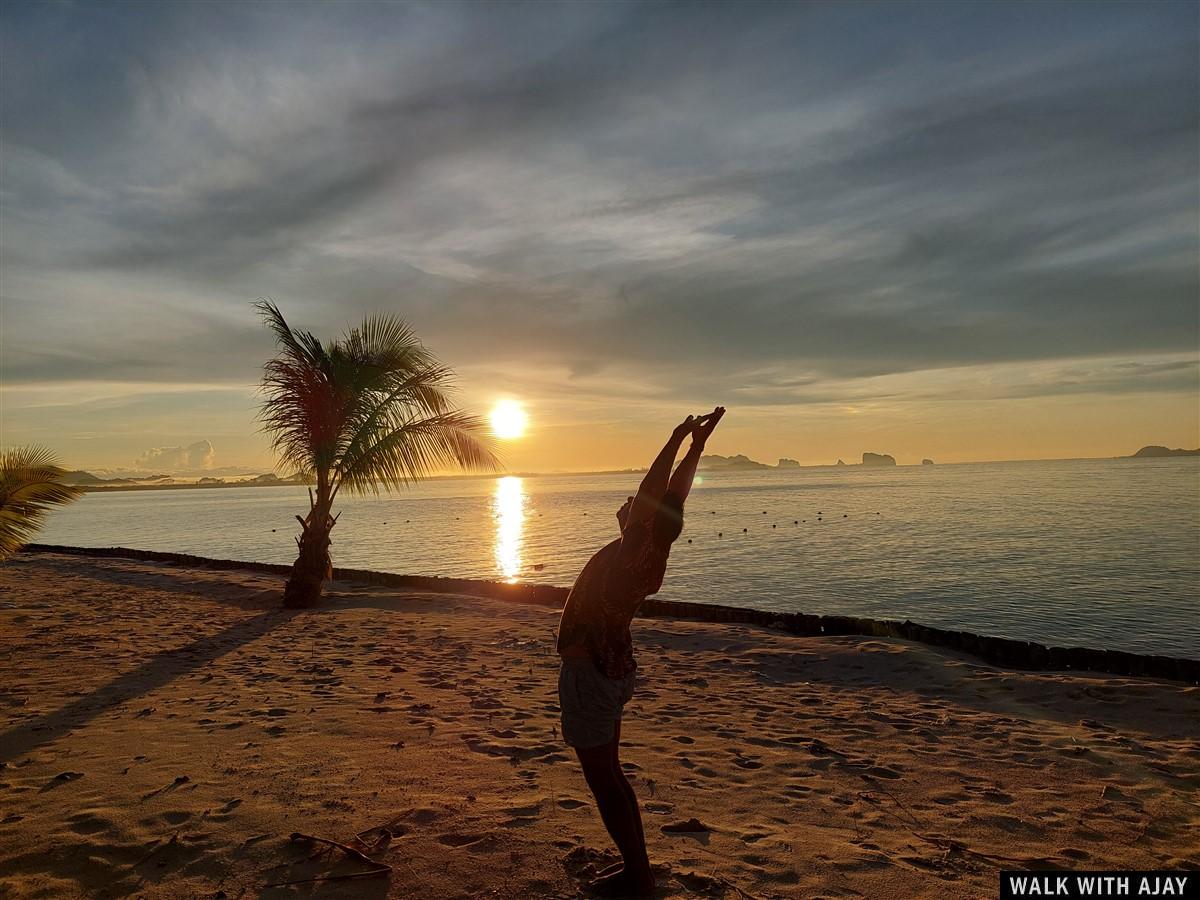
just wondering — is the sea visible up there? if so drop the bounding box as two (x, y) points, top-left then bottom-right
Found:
(35, 457), (1200, 660)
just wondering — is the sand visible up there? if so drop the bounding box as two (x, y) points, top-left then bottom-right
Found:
(1, 552), (1197, 899)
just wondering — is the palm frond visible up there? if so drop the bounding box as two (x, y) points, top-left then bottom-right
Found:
(335, 363), (460, 480)
(336, 411), (498, 495)
(257, 303), (497, 497)
(255, 301), (344, 475)
(0, 446), (84, 559)
(255, 299), (327, 368)
(343, 313), (431, 368)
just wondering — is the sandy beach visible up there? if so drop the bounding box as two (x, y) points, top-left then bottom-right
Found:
(1, 552), (1197, 899)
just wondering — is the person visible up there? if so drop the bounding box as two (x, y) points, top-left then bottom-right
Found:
(556, 407), (726, 896)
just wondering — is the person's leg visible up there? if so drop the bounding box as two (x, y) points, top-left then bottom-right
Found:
(562, 661), (654, 894)
(611, 720), (649, 862)
(576, 738), (655, 895)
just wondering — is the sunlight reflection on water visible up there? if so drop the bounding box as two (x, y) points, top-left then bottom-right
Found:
(493, 476), (525, 583)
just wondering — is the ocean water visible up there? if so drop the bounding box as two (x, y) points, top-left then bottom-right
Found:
(34, 457), (1200, 659)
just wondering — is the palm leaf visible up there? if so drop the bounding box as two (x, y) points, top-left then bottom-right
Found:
(256, 304), (499, 496)
(336, 410), (496, 495)
(255, 300), (342, 476)
(0, 446), (84, 559)
(334, 363), (459, 486)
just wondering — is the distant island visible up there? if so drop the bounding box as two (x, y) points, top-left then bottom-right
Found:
(699, 451), (907, 470)
(61, 470), (309, 492)
(861, 452), (897, 467)
(62, 470), (171, 486)
(1129, 445), (1200, 458)
(698, 454), (771, 470)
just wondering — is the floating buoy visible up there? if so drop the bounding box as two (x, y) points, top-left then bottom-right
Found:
(271, 529), (276, 532)
(843, 514), (848, 518)
(742, 528), (748, 533)
(762, 510), (767, 514)
(718, 532), (723, 537)
(772, 524), (776, 528)
(687, 539), (692, 544)
(794, 520), (799, 525)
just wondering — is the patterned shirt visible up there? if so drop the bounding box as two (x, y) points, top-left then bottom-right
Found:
(556, 518), (671, 678)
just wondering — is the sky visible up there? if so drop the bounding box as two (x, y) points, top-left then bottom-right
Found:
(2, 0), (1197, 475)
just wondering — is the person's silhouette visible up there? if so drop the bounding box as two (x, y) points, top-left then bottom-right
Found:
(557, 407), (726, 896)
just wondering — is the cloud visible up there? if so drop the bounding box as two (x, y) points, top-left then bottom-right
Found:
(0, 0), (1195, 409)
(134, 440), (215, 472)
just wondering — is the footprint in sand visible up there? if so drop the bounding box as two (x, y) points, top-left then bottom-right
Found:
(557, 798), (587, 810)
(862, 766), (901, 780)
(206, 799), (242, 822)
(502, 803), (542, 817)
(67, 812), (112, 835)
(502, 815), (539, 828)
(403, 808), (441, 825)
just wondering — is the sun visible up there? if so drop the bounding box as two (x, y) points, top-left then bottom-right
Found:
(490, 399), (528, 440)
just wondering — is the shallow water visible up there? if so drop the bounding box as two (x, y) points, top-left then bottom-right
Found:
(36, 457), (1200, 659)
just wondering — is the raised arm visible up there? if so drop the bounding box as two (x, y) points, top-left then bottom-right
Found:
(628, 416), (696, 524)
(667, 406), (725, 503)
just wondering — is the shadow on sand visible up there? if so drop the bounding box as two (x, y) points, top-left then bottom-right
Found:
(0, 608), (290, 763)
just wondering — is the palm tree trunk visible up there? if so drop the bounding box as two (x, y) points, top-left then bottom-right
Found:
(283, 481), (335, 608)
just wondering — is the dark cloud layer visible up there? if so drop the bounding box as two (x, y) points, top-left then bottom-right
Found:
(1, 0), (1196, 402)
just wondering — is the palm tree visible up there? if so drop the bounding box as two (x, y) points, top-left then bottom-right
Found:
(0, 446), (84, 560)
(256, 300), (498, 608)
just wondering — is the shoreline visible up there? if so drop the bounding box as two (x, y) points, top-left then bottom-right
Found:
(22, 543), (1200, 683)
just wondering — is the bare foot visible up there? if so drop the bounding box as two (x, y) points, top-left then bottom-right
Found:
(587, 867), (656, 897)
